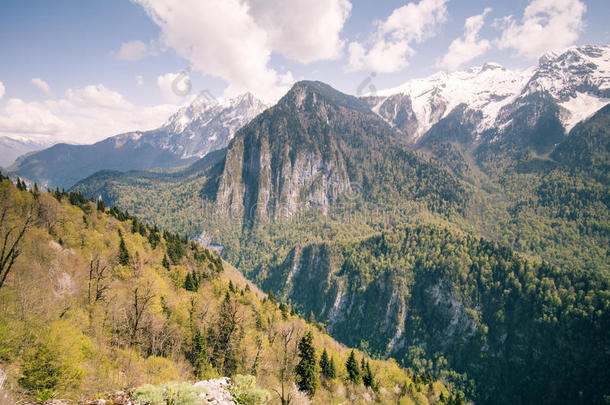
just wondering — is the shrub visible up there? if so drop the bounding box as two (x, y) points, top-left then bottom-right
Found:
(133, 382), (207, 405)
(230, 375), (271, 405)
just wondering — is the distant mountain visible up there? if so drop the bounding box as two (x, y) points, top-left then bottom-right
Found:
(0, 136), (51, 167)
(365, 45), (609, 154)
(7, 93), (267, 189)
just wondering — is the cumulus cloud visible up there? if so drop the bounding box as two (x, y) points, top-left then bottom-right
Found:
(438, 8), (492, 71)
(31, 78), (52, 96)
(247, 0), (351, 63)
(346, 0), (448, 72)
(136, 75), (144, 86)
(497, 0), (586, 59)
(133, 0), (351, 101)
(0, 81), (4, 99)
(157, 72), (190, 104)
(115, 40), (150, 61)
(0, 84), (178, 144)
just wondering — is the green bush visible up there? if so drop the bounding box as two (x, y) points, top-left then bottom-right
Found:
(133, 382), (207, 405)
(230, 375), (271, 405)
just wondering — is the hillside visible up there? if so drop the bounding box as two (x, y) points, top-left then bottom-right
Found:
(263, 226), (610, 403)
(0, 175), (457, 405)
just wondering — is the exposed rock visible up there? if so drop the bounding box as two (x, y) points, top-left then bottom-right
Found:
(194, 377), (236, 404)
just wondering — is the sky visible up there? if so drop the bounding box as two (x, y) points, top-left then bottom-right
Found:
(0, 0), (608, 145)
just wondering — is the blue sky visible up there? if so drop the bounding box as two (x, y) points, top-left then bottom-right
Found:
(0, 0), (608, 144)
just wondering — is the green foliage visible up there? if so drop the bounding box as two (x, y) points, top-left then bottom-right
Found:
(295, 331), (319, 397)
(133, 382), (207, 405)
(230, 375), (271, 405)
(19, 340), (83, 395)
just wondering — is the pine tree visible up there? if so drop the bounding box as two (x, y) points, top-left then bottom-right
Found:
(279, 302), (289, 319)
(162, 254), (171, 270)
(117, 230), (130, 266)
(295, 330), (319, 397)
(320, 348), (335, 379)
(328, 356), (337, 379)
(362, 360), (375, 389)
(267, 289), (276, 304)
(185, 273), (197, 292)
(346, 350), (361, 384)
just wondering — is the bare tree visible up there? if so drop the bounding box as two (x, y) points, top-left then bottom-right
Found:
(272, 324), (299, 405)
(0, 199), (35, 290)
(88, 256), (110, 304)
(127, 281), (155, 346)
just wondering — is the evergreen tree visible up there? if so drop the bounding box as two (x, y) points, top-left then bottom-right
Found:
(328, 356), (337, 379)
(279, 302), (289, 319)
(346, 350), (361, 384)
(362, 360), (375, 389)
(117, 230), (130, 266)
(96, 198), (106, 212)
(267, 289), (276, 304)
(320, 348), (336, 379)
(162, 254), (171, 270)
(185, 273), (197, 292)
(295, 330), (319, 397)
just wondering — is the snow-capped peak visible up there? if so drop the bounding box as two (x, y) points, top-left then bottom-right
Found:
(163, 92), (267, 138)
(156, 92), (268, 159)
(369, 44), (609, 141)
(370, 62), (532, 139)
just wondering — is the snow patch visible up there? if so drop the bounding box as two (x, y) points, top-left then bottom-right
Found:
(559, 92), (609, 132)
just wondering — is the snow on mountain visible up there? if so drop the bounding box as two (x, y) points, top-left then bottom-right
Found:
(521, 45), (610, 132)
(368, 45), (609, 142)
(0, 136), (52, 167)
(109, 92), (268, 160)
(367, 63), (532, 140)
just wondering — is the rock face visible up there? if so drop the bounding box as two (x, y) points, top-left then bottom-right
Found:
(194, 377), (236, 405)
(7, 93), (267, 189)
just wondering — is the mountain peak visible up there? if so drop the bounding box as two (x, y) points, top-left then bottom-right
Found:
(281, 80), (371, 113)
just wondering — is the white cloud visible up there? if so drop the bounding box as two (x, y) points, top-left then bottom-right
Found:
(438, 8), (492, 71)
(133, 0), (351, 101)
(65, 84), (132, 109)
(115, 40), (149, 61)
(0, 84), (178, 144)
(247, 0), (351, 63)
(157, 72), (190, 104)
(497, 0), (586, 59)
(347, 0), (448, 72)
(0, 81), (4, 99)
(136, 75), (144, 86)
(31, 78), (52, 96)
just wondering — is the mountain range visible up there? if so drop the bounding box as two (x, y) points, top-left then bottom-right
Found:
(3, 45), (610, 404)
(5, 92), (267, 189)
